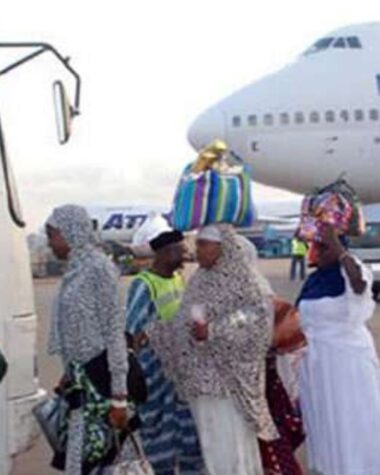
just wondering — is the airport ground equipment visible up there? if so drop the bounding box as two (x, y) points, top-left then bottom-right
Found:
(0, 42), (80, 475)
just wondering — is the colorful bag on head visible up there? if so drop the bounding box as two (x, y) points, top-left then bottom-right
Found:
(298, 179), (365, 242)
(207, 165), (254, 227)
(319, 180), (366, 236)
(170, 163), (254, 231)
(170, 164), (212, 231)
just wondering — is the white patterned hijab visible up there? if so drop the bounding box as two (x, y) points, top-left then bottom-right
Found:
(237, 234), (274, 297)
(148, 227), (278, 440)
(46, 204), (94, 251)
(46, 205), (98, 357)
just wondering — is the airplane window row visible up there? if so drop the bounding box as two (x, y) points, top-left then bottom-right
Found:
(232, 108), (380, 128)
(303, 36), (362, 55)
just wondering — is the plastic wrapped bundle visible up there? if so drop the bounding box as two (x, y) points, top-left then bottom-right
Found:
(298, 179), (365, 241)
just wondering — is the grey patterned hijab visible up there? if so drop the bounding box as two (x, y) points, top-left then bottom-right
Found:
(148, 226), (278, 440)
(47, 204), (99, 357)
(46, 204), (95, 251)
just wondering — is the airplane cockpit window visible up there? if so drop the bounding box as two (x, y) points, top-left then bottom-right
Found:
(332, 37), (363, 49)
(347, 36), (362, 48)
(332, 38), (346, 48)
(264, 114), (274, 126)
(303, 36), (362, 55)
(369, 109), (379, 121)
(248, 114), (257, 126)
(354, 109), (364, 121)
(340, 110), (350, 122)
(309, 111), (320, 123)
(279, 112), (290, 125)
(232, 116), (241, 127)
(295, 112), (304, 124)
(325, 110), (335, 123)
(303, 37), (334, 55)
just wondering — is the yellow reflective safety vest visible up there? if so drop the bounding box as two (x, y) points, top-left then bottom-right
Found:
(137, 270), (185, 322)
(291, 238), (308, 257)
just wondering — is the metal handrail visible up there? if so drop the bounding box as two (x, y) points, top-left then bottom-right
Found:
(0, 42), (81, 114)
(0, 42), (81, 227)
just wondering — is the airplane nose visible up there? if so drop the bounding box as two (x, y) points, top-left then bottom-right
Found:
(187, 106), (226, 151)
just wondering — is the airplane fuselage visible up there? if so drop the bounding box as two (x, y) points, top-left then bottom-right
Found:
(188, 23), (380, 203)
(87, 205), (169, 242)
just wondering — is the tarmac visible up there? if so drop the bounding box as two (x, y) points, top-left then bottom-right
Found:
(9, 257), (380, 475)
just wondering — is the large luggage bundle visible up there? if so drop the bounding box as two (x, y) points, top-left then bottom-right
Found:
(298, 179), (365, 241)
(170, 141), (255, 231)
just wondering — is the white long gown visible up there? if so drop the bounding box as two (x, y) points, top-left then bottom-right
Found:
(190, 397), (264, 475)
(299, 262), (380, 475)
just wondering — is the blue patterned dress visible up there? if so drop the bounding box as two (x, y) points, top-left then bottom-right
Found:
(126, 278), (204, 475)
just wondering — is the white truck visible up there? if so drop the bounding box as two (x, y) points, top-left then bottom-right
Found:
(0, 43), (80, 475)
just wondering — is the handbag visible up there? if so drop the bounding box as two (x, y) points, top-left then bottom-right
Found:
(111, 433), (154, 475)
(32, 395), (69, 453)
(0, 349), (8, 382)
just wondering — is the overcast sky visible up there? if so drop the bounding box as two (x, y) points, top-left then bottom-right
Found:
(0, 0), (379, 231)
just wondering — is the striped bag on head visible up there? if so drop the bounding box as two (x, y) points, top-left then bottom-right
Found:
(207, 165), (254, 227)
(170, 164), (212, 231)
(170, 163), (254, 231)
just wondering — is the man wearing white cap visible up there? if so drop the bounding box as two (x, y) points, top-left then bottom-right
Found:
(125, 218), (204, 475)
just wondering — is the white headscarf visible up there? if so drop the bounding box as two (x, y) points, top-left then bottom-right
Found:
(197, 225), (223, 243)
(46, 204), (95, 251)
(46, 205), (127, 393)
(237, 235), (274, 297)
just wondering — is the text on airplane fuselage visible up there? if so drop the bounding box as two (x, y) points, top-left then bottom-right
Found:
(102, 212), (170, 231)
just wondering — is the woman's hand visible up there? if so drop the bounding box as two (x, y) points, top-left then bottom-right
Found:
(54, 374), (70, 394)
(320, 223), (366, 294)
(273, 297), (293, 319)
(132, 332), (149, 352)
(108, 405), (128, 430)
(191, 321), (209, 341)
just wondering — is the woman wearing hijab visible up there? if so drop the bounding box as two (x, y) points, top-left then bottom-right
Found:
(238, 236), (305, 475)
(46, 204), (128, 475)
(297, 223), (380, 475)
(147, 224), (279, 475)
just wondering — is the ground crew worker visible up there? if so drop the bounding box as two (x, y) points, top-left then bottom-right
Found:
(125, 222), (204, 475)
(290, 233), (308, 280)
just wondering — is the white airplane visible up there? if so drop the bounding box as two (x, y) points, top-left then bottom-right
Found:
(187, 22), (380, 204)
(86, 204), (170, 243)
(86, 199), (302, 244)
